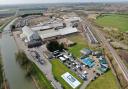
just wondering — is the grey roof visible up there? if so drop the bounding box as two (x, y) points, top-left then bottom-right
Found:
(39, 27), (78, 39)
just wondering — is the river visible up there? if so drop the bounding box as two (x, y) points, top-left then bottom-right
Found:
(0, 19), (36, 89)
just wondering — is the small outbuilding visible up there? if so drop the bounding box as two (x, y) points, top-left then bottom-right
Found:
(80, 48), (92, 56)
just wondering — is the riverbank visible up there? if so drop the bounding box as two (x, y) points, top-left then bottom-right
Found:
(0, 17), (15, 33)
(0, 52), (10, 89)
(15, 51), (53, 89)
(0, 55), (3, 89)
(13, 30), (62, 89)
(0, 33), (1, 38)
(0, 18), (37, 89)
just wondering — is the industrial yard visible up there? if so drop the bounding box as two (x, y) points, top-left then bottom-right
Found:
(0, 2), (128, 89)
(10, 11), (118, 89)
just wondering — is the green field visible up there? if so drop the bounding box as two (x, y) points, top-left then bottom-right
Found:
(86, 70), (119, 89)
(51, 59), (83, 89)
(66, 34), (89, 58)
(96, 14), (128, 32)
(33, 64), (53, 89)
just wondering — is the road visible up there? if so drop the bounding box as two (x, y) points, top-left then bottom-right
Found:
(95, 29), (128, 81)
(82, 19), (128, 82)
(26, 47), (62, 89)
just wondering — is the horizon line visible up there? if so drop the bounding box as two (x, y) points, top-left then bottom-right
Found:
(0, 1), (128, 6)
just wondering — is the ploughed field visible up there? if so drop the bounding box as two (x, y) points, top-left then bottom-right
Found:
(96, 14), (128, 32)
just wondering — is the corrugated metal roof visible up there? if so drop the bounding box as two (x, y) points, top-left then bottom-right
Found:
(31, 25), (53, 31)
(64, 17), (81, 22)
(31, 22), (64, 31)
(40, 27), (78, 39)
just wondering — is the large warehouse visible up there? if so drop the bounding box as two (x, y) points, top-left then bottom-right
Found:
(31, 22), (65, 31)
(38, 27), (78, 41)
(21, 26), (78, 42)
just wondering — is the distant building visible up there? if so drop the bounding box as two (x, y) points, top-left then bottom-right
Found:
(64, 17), (81, 23)
(31, 22), (64, 31)
(31, 25), (53, 31)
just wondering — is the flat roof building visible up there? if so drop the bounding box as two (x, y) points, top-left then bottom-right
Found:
(61, 72), (81, 89)
(64, 17), (81, 23)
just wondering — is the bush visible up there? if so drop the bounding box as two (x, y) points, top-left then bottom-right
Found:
(46, 41), (65, 52)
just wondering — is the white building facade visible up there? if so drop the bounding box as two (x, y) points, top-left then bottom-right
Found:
(21, 26), (40, 42)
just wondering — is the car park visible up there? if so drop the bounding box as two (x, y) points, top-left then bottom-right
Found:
(39, 59), (45, 65)
(79, 74), (87, 81)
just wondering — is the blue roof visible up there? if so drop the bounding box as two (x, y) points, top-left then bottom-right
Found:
(82, 57), (95, 68)
(99, 58), (107, 64)
(98, 65), (108, 73)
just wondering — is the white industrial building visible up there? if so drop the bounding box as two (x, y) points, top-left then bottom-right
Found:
(21, 26), (78, 42)
(31, 22), (64, 31)
(64, 17), (81, 23)
(20, 26), (40, 42)
(31, 25), (53, 31)
(39, 27), (78, 40)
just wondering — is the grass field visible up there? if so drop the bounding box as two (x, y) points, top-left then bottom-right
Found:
(86, 70), (119, 89)
(51, 59), (83, 89)
(96, 14), (128, 32)
(66, 33), (89, 58)
(33, 64), (53, 89)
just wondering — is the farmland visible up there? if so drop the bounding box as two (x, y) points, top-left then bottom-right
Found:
(96, 14), (128, 32)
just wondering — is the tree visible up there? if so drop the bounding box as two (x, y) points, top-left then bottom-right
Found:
(11, 25), (15, 30)
(15, 51), (35, 77)
(50, 15), (53, 19)
(59, 43), (65, 51)
(46, 41), (65, 52)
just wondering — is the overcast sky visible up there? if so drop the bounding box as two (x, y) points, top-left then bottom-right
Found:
(0, 0), (128, 5)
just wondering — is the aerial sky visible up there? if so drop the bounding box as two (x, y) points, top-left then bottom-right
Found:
(0, 0), (128, 5)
